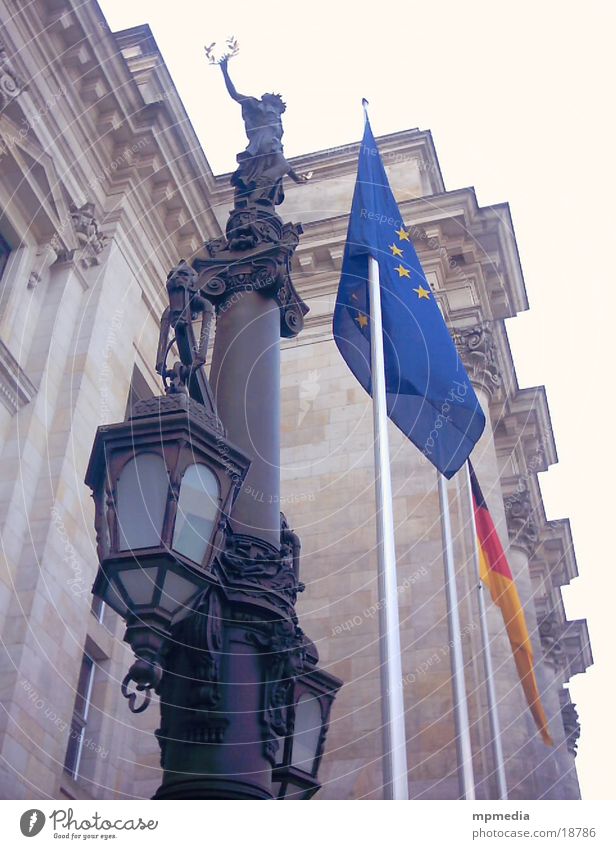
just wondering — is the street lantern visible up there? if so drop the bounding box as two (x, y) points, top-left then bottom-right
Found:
(272, 641), (342, 799)
(85, 392), (251, 711)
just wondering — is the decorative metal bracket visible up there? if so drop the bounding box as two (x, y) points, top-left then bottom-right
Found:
(121, 672), (152, 714)
(156, 260), (219, 411)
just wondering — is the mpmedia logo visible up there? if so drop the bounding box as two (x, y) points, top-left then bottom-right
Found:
(19, 809), (46, 837)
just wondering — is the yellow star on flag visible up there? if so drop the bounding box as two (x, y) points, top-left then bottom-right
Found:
(394, 264), (410, 278)
(355, 313), (369, 328)
(413, 285), (430, 300)
(389, 243), (403, 257)
(395, 227), (410, 241)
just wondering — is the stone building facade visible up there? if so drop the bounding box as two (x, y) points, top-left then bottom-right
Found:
(0, 0), (591, 800)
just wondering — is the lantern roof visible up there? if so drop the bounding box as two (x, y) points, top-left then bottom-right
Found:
(85, 392), (251, 492)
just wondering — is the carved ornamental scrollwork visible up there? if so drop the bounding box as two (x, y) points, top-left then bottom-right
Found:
(156, 586), (230, 767)
(538, 611), (566, 670)
(0, 38), (27, 108)
(452, 322), (502, 398)
(183, 587), (225, 713)
(217, 516), (305, 610)
(559, 691), (581, 757)
(193, 206), (308, 338)
(71, 201), (109, 266)
(56, 202), (109, 268)
(504, 485), (539, 556)
(247, 619), (307, 765)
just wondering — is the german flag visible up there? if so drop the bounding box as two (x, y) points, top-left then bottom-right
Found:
(469, 460), (552, 746)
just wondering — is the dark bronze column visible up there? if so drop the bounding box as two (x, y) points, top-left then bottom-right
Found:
(198, 208), (306, 549)
(154, 588), (306, 800)
(209, 288), (282, 547)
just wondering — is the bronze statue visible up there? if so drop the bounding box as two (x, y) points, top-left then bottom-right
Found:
(206, 41), (310, 206)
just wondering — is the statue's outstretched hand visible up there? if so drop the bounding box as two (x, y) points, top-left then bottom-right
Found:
(289, 170), (313, 184)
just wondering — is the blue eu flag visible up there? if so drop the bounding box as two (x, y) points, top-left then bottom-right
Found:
(333, 117), (485, 478)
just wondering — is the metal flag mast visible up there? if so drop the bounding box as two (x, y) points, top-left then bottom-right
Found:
(463, 462), (508, 799)
(437, 472), (476, 800)
(364, 100), (409, 802)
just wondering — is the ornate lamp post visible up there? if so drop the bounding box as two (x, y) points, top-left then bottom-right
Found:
(86, 47), (341, 799)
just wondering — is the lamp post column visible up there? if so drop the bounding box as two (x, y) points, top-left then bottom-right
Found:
(195, 205), (307, 550)
(209, 288), (281, 547)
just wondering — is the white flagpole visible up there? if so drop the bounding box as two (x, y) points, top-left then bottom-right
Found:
(367, 248), (409, 800)
(464, 463), (508, 799)
(437, 472), (476, 800)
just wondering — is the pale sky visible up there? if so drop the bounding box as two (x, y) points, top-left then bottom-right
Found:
(99, 0), (615, 799)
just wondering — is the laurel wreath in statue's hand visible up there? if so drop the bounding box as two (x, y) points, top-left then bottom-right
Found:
(204, 36), (239, 66)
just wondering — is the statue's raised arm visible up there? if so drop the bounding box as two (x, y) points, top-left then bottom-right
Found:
(220, 57), (251, 106)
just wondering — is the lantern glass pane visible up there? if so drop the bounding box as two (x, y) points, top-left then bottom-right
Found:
(118, 566), (159, 606)
(160, 571), (201, 614)
(101, 578), (129, 619)
(117, 453), (168, 550)
(172, 464), (220, 564)
(291, 694), (322, 774)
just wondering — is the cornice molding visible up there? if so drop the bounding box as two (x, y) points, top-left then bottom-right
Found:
(209, 129), (446, 212)
(561, 617), (593, 680)
(6, 2), (220, 265)
(496, 385), (558, 477)
(534, 588), (592, 685)
(290, 187), (528, 330)
(399, 190), (529, 320)
(532, 518), (579, 589)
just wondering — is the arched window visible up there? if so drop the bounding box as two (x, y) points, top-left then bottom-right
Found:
(116, 453), (168, 550)
(172, 463), (220, 564)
